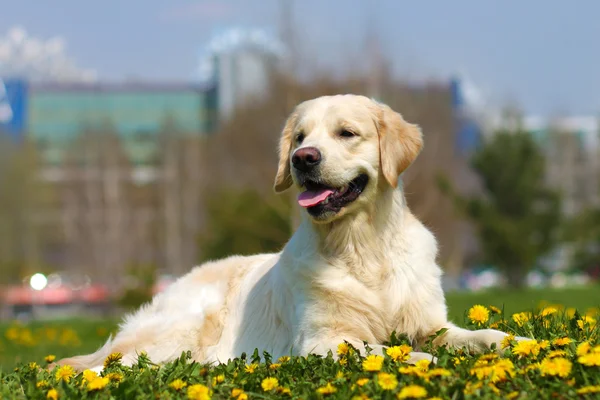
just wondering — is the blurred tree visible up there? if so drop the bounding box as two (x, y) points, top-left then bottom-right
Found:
(157, 116), (205, 276)
(117, 263), (157, 310)
(438, 130), (563, 287)
(0, 136), (56, 282)
(61, 123), (134, 285)
(565, 199), (600, 279)
(198, 188), (291, 262)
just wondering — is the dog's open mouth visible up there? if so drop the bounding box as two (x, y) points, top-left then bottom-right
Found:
(297, 174), (369, 215)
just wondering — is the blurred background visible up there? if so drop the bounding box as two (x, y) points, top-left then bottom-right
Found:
(0, 0), (599, 321)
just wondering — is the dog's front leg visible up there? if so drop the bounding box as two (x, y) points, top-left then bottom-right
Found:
(302, 336), (436, 364)
(433, 323), (530, 354)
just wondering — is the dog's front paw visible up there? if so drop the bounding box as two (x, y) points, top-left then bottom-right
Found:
(406, 351), (437, 365)
(514, 336), (533, 342)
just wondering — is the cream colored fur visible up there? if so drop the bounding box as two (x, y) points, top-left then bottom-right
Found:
(56, 94), (525, 372)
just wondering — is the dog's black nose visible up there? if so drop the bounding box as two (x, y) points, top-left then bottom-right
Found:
(292, 147), (322, 172)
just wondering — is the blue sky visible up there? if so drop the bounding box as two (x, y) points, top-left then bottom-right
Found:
(1, 0), (599, 115)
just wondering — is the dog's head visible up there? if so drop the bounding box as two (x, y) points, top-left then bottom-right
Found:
(274, 94), (423, 223)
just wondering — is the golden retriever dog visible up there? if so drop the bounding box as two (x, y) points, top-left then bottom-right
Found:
(56, 94), (525, 372)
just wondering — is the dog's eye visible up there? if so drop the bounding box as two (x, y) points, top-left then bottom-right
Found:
(296, 132), (305, 143)
(339, 129), (356, 138)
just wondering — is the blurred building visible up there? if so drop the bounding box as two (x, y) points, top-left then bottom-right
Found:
(526, 116), (600, 216)
(0, 77), (27, 141)
(1, 79), (218, 169)
(488, 113), (600, 217)
(197, 28), (284, 121)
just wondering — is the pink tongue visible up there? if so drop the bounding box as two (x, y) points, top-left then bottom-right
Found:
(298, 189), (334, 208)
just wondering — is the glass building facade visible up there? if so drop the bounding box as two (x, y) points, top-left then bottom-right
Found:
(2, 81), (218, 166)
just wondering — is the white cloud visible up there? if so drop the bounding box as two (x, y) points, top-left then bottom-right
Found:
(0, 26), (97, 83)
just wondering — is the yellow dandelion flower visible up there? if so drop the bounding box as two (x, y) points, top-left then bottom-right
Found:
(277, 386), (291, 395)
(487, 383), (501, 395)
(103, 352), (123, 369)
(479, 353), (499, 362)
(105, 372), (123, 383)
(539, 340), (550, 350)
(338, 357), (348, 366)
(512, 312), (531, 327)
(547, 350), (567, 358)
(577, 385), (600, 395)
(47, 388), (59, 400)
(377, 372), (398, 390)
(578, 351), (600, 367)
(45, 355), (56, 363)
(552, 337), (572, 346)
(337, 342), (351, 356)
(489, 305), (502, 314)
(427, 368), (451, 378)
(352, 395), (371, 400)
(397, 384), (427, 399)
(269, 363), (281, 370)
(565, 307), (576, 318)
(523, 362), (541, 374)
(36, 380), (49, 388)
(415, 359), (430, 371)
(512, 339), (541, 358)
(316, 382), (337, 395)
(540, 307), (558, 317)
(362, 355), (384, 372)
(468, 305), (490, 325)
(231, 388), (245, 398)
(539, 357), (572, 378)
(577, 341), (591, 356)
(169, 379), (187, 391)
(470, 359), (515, 383)
(335, 371), (345, 379)
(87, 377), (109, 391)
(464, 382), (483, 395)
(237, 393), (248, 400)
(586, 307), (600, 317)
(488, 383), (500, 396)
(212, 374), (225, 386)
(501, 334), (515, 349)
(542, 319), (552, 328)
(261, 377), (279, 391)
(82, 369), (98, 382)
(453, 356), (466, 365)
(386, 345), (412, 362)
(577, 315), (597, 329)
(54, 365), (75, 383)
(187, 384), (212, 400)
(244, 363), (258, 373)
(278, 356), (290, 363)
(356, 378), (369, 386)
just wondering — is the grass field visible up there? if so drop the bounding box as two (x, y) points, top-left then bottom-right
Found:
(1, 285), (599, 398)
(445, 285), (600, 324)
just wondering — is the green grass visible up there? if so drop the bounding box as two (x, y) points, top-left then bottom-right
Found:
(445, 284), (600, 324)
(0, 319), (118, 371)
(1, 287), (600, 399)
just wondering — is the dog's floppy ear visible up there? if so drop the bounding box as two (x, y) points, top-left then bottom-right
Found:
(273, 111), (299, 193)
(377, 103), (423, 188)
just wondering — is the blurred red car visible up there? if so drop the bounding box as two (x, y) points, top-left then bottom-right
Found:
(1, 272), (111, 319)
